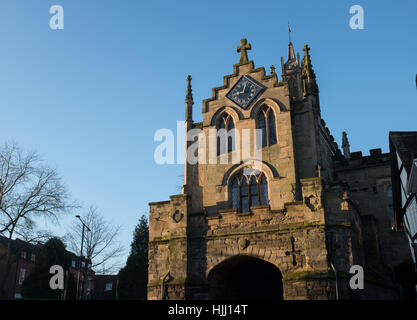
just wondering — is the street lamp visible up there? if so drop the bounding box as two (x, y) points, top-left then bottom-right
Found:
(75, 215), (91, 300)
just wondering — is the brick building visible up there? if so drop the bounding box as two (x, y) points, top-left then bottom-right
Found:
(0, 236), (41, 299)
(0, 236), (93, 299)
(91, 275), (118, 300)
(147, 39), (413, 300)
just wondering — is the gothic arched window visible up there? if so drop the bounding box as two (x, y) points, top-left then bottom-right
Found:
(217, 113), (235, 155)
(257, 106), (277, 148)
(230, 171), (269, 212)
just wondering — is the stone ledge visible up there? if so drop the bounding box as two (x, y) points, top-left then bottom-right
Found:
(206, 215), (221, 220)
(270, 208), (287, 214)
(300, 177), (323, 183)
(250, 204), (270, 210)
(150, 236), (187, 244)
(283, 201), (304, 206)
(218, 208), (236, 215)
(149, 200), (170, 206)
(283, 269), (334, 281)
(205, 221), (326, 239)
(237, 211), (252, 217)
(170, 194), (189, 200)
(148, 277), (208, 288)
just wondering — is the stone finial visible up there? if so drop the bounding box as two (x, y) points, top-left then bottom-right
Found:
(237, 38), (251, 64)
(342, 131), (350, 160)
(186, 75), (193, 103)
(302, 45), (315, 78)
(301, 44), (319, 95)
(185, 75), (193, 121)
(270, 65), (276, 75)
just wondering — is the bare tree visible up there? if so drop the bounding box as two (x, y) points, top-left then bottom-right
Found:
(65, 206), (124, 275)
(0, 142), (76, 298)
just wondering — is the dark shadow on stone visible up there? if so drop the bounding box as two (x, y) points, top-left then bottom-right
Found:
(186, 213), (209, 300)
(394, 260), (417, 300)
(207, 255), (283, 300)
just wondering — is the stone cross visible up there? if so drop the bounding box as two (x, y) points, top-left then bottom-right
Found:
(285, 236), (301, 266)
(237, 39), (251, 64)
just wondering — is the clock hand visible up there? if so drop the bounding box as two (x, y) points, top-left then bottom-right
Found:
(237, 83), (247, 95)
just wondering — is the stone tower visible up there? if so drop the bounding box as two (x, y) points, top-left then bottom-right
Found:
(147, 39), (411, 300)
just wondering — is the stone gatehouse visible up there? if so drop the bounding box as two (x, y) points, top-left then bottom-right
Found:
(147, 39), (412, 300)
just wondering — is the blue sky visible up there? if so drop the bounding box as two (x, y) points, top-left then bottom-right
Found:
(0, 0), (416, 271)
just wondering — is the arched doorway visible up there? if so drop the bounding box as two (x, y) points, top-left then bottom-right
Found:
(207, 255), (283, 300)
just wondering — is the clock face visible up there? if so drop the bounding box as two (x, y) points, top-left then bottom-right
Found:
(226, 75), (265, 110)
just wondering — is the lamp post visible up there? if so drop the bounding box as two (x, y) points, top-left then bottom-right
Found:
(75, 215), (90, 300)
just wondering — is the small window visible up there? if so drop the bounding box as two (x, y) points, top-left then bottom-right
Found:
(30, 254), (36, 263)
(257, 106), (277, 148)
(72, 260), (76, 268)
(21, 251), (27, 259)
(216, 113), (235, 156)
(105, 283), (113, 291)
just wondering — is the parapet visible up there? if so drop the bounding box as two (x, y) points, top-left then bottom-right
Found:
(333, 148), (389, 170)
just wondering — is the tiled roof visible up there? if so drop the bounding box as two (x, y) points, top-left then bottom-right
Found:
(0, 236), (85, 261)
(0, 235), (41, 252)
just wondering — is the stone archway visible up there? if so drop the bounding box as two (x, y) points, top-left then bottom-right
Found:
(207, 255), (283, 300)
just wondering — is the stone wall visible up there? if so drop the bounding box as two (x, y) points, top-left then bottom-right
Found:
(334, 151), (412, 271)
(148, 195), (190, 300)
